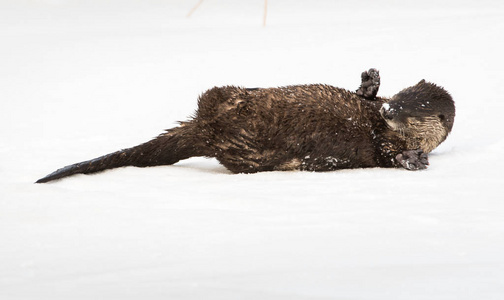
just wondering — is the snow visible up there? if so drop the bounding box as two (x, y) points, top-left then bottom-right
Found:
(1, 0), (504, 299)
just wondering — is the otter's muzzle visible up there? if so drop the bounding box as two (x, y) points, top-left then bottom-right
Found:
(380, 103), (397, 121)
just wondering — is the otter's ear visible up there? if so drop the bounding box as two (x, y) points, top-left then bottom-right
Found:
(418, 79), (426, 84)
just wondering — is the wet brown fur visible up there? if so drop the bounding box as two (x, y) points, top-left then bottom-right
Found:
(36, 78), (455, 183)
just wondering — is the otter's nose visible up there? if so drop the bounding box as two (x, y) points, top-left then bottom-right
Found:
(382, 110), (394, 120)
(380, 104), (395, 120)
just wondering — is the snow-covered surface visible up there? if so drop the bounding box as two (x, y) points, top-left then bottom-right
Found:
(2, 0), (504, 299)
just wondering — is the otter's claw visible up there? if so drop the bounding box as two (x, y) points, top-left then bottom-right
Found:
(356, 68), (380, 100)
(396, 149), (429, 170)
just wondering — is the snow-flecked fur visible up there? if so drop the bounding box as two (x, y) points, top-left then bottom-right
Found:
(36, 80), (454, 183)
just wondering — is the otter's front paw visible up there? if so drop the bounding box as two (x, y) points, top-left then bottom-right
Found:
(356, 68), (380, 100)
(396, 149), (429, 170)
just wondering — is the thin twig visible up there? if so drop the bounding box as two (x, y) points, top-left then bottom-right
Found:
(263, 0), (268, 26)
(187, 0), (204, 18)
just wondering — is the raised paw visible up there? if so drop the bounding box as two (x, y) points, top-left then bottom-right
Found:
(356, 68), (380, 100)
(396, 149), (429, 170)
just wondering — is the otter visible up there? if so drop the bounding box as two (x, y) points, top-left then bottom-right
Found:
(36, 69), (455, 183)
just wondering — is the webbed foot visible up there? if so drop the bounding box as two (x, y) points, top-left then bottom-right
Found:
(356, 68), (380, 100)
(396, 149), (429, 170)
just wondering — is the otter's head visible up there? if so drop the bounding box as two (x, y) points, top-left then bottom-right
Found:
(380, 80), (455, 153)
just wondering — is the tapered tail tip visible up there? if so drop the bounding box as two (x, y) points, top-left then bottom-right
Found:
(35, 176), (51, 184)
(35, 174), (60, 183)
(35, 163), (85, 183)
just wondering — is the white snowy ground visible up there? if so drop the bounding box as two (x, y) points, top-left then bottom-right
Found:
(1, 0), (504, 299)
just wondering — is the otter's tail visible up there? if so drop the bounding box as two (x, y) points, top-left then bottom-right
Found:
(36, 124), (205, 183)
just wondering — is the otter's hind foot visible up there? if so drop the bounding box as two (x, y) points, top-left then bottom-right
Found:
(396, 149), (429, 170)
(356, 68), (380, 100)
